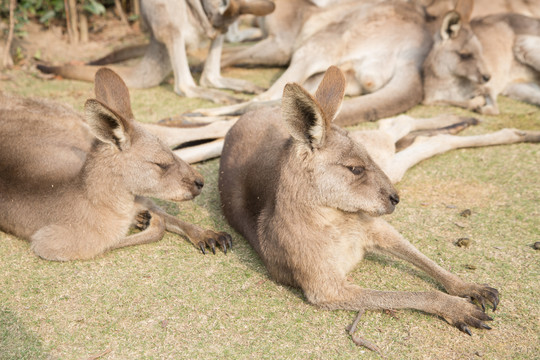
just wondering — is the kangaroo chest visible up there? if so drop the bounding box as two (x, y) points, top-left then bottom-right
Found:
(316, 208), (374, 277)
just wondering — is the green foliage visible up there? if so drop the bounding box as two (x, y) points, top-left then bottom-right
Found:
(1, 0), (111, 36)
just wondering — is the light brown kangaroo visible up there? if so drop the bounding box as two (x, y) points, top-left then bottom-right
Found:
(37, 0), (275, 103)
(0, 68), (231, 261)
(219, 66), (540, 338)
(196, 0), (437, 125)
(423, 3), (540, 114)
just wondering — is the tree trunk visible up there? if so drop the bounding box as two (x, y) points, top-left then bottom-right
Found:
(2, 0), (16, 69)
(65, 0), (79, 44)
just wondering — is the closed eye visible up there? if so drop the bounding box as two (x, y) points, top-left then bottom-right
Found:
(155, 162), (171, 171)
(458, 52), (473, 60)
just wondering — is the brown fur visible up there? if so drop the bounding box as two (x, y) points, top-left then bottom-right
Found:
(219, 66), (505, 336)
(199, 0), (437, 125)
(423, 0), (540, 114)
(421, 0), (540, 19)
(0, 68), (231, 261)
(37, 0), (274, 103)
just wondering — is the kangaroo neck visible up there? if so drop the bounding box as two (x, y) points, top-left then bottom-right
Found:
(79, 142), (135, 210)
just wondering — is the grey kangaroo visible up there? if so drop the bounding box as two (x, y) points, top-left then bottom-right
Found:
(423, 3), (540, 114)
(0, 68), (231, 261)
(219, 66), (512, 336)
(37, 0), (275, 103)
(194, 0), (437, 124)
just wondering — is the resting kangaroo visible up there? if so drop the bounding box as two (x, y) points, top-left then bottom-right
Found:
(423, 4), (540, 114)
(219, 66), (540, 336)
(0, 68), (231, 261)
(37, 0), (274, 103)
(197, 0), (438, 125)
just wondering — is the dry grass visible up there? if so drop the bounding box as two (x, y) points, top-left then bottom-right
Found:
(1, 59), (539, 359)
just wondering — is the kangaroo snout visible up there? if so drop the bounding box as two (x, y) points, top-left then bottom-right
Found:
(389, 193), (400, 206)
(195, 178), (204, 191)
(187, 172), (205, 198)
(480, 73), (491, 84)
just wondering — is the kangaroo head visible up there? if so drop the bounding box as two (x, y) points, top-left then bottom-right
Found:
(85, 68), (204, 201)
(202, 0), (275, 32)
(282, 66), (399, 217)
(425, 0), (491, 86)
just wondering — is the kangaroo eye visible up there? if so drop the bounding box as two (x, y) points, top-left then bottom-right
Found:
(347, 166), (365, 175)
(459, 52), (473, 60)
(155, 162), (171, 171)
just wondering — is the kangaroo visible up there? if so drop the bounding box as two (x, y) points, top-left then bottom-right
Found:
(423, 4), (540, 114)
(0, 68), (232, 261)
(196, 0), (440, 125)
(219, 66), (540, 338)
(37, 0), (275, 103)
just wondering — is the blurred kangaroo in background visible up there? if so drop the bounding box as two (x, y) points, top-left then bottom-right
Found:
(197, 0), (451, 125)
(219, 66), (540, 337)
(423, 1), (540, 114)
(37, 0), (275, 103)
(0, 68), (232, 261)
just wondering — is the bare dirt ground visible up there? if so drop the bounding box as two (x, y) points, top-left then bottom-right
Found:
(1, 12), (146, 79)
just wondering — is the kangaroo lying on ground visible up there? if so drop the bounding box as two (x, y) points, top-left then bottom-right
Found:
(0, 68), (231, 261)
(423, 4), (540, 114)
(196, 0), (440, 125)
(37, 0), (274, 103)
(219, 66), (540, 337)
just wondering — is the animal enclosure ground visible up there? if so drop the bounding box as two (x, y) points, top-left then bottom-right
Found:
(1, 20), (539, 360)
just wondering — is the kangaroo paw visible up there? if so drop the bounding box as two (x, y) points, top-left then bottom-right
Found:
(449, 283), (499, 312)
(197, 231), (233, 255)
(440, 295), (494, 335)
(134, 210), (152, 231)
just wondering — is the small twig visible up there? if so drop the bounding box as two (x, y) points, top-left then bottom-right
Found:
(347, 310), (383, 355)
(347, 309), (364, 334)
(86, 347), (112, 360)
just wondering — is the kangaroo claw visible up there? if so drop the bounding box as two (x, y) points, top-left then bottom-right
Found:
(196, 231), (233, 255)
(198, 242), (206, 255)
(457, 323), (472, 336)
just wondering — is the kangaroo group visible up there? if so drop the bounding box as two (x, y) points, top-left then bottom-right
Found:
(2, 0), (540, 351)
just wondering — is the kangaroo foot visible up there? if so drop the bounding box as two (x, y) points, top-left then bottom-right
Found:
(438, 294), (494, 335)
(197, 230), (233, 255)
(448, 282), (499, 312)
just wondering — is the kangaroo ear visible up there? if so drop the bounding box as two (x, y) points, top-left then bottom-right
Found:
(218, 0), (231, 14)
(84, 99), (132, 150)
(454, 0), (473, 24)
(440, 11), (462, 40)
(282, 83), (327, 149)
(314, 65), (345, 123)
(93, 67), (135, 121)
(238, 0), (275, 16)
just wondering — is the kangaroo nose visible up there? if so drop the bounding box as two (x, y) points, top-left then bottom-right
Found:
(481, 74), (491, 83)
(390, 193), (400, 206)
(195, 178), (204, 190)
